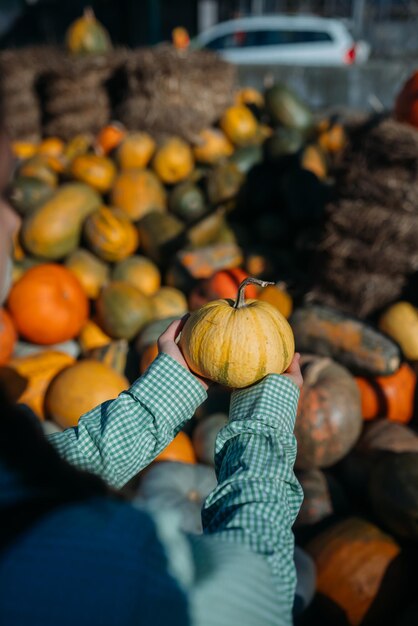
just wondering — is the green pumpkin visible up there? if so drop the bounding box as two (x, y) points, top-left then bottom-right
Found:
(265, 83), (314, 135)
(229, 145), (263, 174)
(206, 162), (244, 205)
(138, 212), (185, 263)
(9, 177), (55, 216)
(169, 182), (207, 223)
(96, 281), (153, 340)
(263, 127), (304, 162)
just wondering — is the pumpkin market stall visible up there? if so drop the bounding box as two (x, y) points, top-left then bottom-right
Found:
(3, 8), (418, 626)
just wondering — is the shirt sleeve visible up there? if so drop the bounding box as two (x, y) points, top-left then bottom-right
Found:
(47, 353), (207, 489)
(201, 374), (303, 623)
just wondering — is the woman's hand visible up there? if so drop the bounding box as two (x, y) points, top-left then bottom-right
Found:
(157, 317), (210, 391)
(282, 353), (303, 390)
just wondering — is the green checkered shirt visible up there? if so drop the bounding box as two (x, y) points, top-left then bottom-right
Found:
(49, 353), (302, 625)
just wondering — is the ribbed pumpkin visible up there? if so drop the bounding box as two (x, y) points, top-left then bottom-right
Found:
(66, 7), (112, 55)
(153, 137), (194, 184)
(95, 122), (126, 156)
(21, 183), (102, 260)
(379, 301), (418, 360)
(295, 356), (362, 469)
(355, 363), (416, 423)
(219, 105), (258, 146)
(65, 248), (109, 300)
(257, 283), (293, 319)
(112, 255), (161, 297)
(84, 206), (139, 262)
(189, 268), (257, 311)
(155, 431), (196, 464)
(306, 517), (402, 626)
(86, 339), (128, 377)
(0, 351), (75, 419)
(70, 154), (116, 193)
(117, 132), (156, 169)
(7, 264), (88, 345)
(168, 181), (207, 223)
(150, 287), (188, 320)
(111, 169), (167, 221)
(193, 128), (234, 164)
(78, 319), (112, 353)
(138, 212), (184, 264)
(45, 360), (128, 428)
(96, 281), (153, 340)
(0, 309), (17, 365)
(179, 277), (294, 388)
(19, 156), (58, 187)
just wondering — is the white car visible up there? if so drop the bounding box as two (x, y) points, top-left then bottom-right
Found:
(194, 15), (370, 66)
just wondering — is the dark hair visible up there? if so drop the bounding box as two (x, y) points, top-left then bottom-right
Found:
(0, 385), (117, 548)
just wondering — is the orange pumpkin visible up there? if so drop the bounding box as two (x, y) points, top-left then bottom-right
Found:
(140, 342), (159, 373)
(395, 71), (418, 128)
(45, 359), (128, 428)
(220, 105), (258, 146)
(111, 169), (167, 221)
(235, 87), (264, 109)
(0, 308), (17, 365)
(84, 206), (139, 262)
(66, 7), (112, 55)
(301, 144), (328, 179)
(117, 132), (156, 170)
(70, 154), (116, 193)
(188, 268), (258, 311)
(318, 122), (347, 153)
(0, 351), (75, 420)
(12, 142), (38, 160)
(37, 137), (65, 158)
(65, 248), (109, 300)
(7, 264), (89, 345)
(95, 122), (126, 156)
(193, 129), (234, 165)
(112, 255), (161, 297)
(355, 363), (416, 423)
(257, 283), (293, 319)
(153, 137), (194, 184)
(155, 431), (196, 464)
(78, 319), (112, 353)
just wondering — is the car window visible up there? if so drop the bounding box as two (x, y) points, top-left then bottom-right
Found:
(205, 29), (333, 50)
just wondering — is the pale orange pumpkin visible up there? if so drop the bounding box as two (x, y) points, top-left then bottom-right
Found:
(257, 283), (293, 319)
(45, 359), (128, 428)
(112, 256), (161, 297)
(65, 248), (110, 299)
(180, 277), (295, 388)
(193, 129), (234, 165)
(220, 105), (258, 146)
(111, 169), (167, 221)
(37, 137), (65, 158)
(150, 287), (188, 320)
(117, 132), (156, 170)
(78, 319), (112, 353)
(83, 206), (139, 262)
(153, 137), (194, 184)
(70, 154), (117, 193)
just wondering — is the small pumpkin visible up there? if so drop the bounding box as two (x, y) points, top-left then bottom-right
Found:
(155, 431), (196, 464)
(153, 137), (194, 185)
(234, 87), (264, 109)
(192, 413), (228, 466)
(37, 137), (65, 158)
(150, 287), (188, 320)
(95, 122), (126, 156)
(83, 206), (139, 262)
(21, 182), (102, 260)
(379, 301), (418, 360)
(257, 282), (293, 319)
(45, 359), (128, 428)
(219, 105), (258, 146)
(138, 212), (184, 264)
(12, 141), (38, 160)
(318, 121), (347, 153)
(111, 169), (167, 221)
(7, 264), (89, 346)
(296, 356), (362, 469)
(117, 132), (156, 170)
(355, 363), (416, 423)
(179, 277), (295, 388)
(19, 156), (58, 188)
(0, 308), (17, 365)
(229, 145), (263, 174)
(168, 181), (207, 223)
(295, 469), (334, 527)
(65, 248), (109, 300)
(206, 161), (244, 205)
(306, 517), (402, 626)
(96, 281), (153, 340)
(70, 154), (116, 194)
(140, 342), (159, 374)
(301, 144), (328, 180)
(8, 176), (55, 217)
(264, 83), (314, 135)
(188, 268), (257, 311)
(86, 339), (128, 376)
(78, 319), (112, 353)
(186, 209), (226, 248)
(112, 256), (161, 297)
(193, 128), (234, 165)
(0, 350), (75, 420)
(136, 461), (217, 534)
(66, 7), (112, 55)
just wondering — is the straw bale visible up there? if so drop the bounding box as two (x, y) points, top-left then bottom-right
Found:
(45, 90), (109, 116)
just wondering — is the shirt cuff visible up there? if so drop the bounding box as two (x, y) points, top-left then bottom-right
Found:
(230, 375), (299, 433)
(127, 352), (207, 429)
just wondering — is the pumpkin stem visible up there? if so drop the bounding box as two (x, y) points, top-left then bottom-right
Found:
(234, 277), (274, 309)
(84, 6), (95, 20)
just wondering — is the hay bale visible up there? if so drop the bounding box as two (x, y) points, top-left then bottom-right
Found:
(44, 107), (109, 140)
